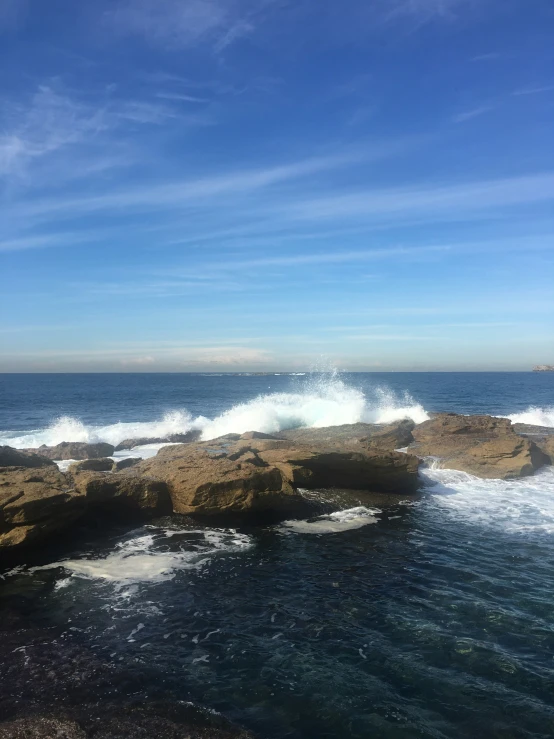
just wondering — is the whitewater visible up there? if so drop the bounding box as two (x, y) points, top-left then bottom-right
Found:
(0, 374), (430, 448)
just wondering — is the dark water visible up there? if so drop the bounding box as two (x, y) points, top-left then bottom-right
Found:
(1, 372), (554, 738)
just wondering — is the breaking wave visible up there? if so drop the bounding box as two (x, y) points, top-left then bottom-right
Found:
(508, 406), (554, 428)
(0, 373), (429, 449)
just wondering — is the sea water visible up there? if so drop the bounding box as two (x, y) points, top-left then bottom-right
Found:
(1, 371), (553, 738)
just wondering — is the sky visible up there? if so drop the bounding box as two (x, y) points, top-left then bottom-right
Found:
(0, 0), (553, 372)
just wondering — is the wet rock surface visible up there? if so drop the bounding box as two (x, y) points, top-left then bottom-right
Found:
(131, 434), (420, 516)
(3, 414), (551, 552)
(28, 442), (116, 461)
(410, 413), (550, 479)
(0, 446), (57, 469)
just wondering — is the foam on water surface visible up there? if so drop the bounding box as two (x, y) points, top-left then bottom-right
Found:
(7, 528), (253, 586)
(423, 465), (554, 534)
(282, 506), (381, 534)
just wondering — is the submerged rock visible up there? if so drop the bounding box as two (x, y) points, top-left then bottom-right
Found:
(410, 413), (549, 479)
(0, 609), (255, 739)
(29, 442), (115, 461)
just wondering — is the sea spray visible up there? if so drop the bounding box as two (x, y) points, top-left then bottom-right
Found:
(508, 405), (554, 428)
(0, 372), (429, 448)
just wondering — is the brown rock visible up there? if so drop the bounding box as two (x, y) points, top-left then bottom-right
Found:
(277, 423), (377, 444)
(0, 466), (85, 549)
(114, 436), (165, 451)
(240, 431), (282, 440)
(113, 456), (142, 471)
(31, 442), (115, 461)
(514, 423), (554, 464)
(410, 413), (549, 479)
(114, 430), (201, 451)
(0, 464), (171, 550)
(166, 430), (202, 443)
(359, 419), (415, 451)
(68, 458), (114, 473)
(258, 445), (420, 494)
(72, 471), (172, 516)
(132, 435), (420, 517)
(134, 443), (301, 517)
(0, 445), (57, 469)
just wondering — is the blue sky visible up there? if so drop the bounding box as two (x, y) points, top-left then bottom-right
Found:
(0, 0), (553, 371)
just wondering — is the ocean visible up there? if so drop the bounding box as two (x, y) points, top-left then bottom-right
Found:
(1, 371), (554, 738)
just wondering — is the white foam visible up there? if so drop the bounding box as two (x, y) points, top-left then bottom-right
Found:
(508, 406), (554, 428)
(0, 410), (207, 449)
(282, 506), (380, 534)
(0, 373), (428, 449)
(199, 375), (428, 439)
(423, 465), (554, 534)
(15, 528), (253, 586)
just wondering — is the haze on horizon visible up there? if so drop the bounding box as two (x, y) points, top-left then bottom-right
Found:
(0, 0), (553, 373)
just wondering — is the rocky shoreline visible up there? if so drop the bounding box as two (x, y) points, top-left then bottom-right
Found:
(1, 413), (554, 738)
(1, 414), (553, 554)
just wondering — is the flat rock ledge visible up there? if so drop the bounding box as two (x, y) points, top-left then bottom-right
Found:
(409, 413), (552, 479)
(2, 415), (552, 552)
(0, 424), (419, 552)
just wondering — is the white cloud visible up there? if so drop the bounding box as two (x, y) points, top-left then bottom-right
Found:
(512, 85), (554, 96)
(452, 105), (494, 123)
(0, 86), (107, 177)
(9, 144), (394, 220)
(286, 172), (554, 222)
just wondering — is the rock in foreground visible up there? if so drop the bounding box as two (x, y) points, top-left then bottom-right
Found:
(132, 435), (420, 516)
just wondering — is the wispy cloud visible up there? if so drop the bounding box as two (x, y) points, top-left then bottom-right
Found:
(452, 104), (495, 123)
(285, 172), (554, 222)
(471, 52), (503, 62)
(0, 85), (107, 177)
(0, 82), (213, 185)
(512, 85), (554, 96)
(380, 0), (477, 29)
(10, 143), (402, 221)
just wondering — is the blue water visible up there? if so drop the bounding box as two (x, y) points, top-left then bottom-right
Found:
(0, 371), (552, 435)
(1, 372), (554, 738)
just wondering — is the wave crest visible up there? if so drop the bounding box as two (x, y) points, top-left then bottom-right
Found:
(0, 374), (429, 449)
(508, 406), (554, 428)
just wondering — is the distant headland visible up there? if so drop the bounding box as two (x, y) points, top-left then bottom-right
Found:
(533, 365), (554, 372)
